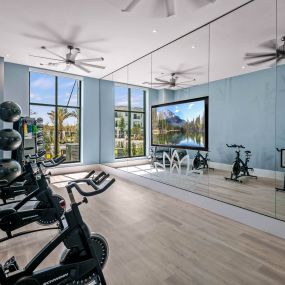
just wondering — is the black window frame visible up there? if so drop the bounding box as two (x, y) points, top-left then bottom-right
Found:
(29, 71), (82, 164)
(114, 86), (146, 159)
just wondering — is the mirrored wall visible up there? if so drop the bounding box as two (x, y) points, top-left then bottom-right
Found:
(99, 0), (285, 220)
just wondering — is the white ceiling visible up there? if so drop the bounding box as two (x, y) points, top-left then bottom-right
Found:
(0, 0), (252, 78)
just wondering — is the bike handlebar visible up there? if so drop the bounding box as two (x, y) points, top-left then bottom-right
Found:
(66, 174), (115, 197)
(226, 144), (245, 149)
(40, 156), (66, 168)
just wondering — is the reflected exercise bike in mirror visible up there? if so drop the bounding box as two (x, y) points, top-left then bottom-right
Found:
(192, 150), (214, 172)
(225, 144), (257, 183)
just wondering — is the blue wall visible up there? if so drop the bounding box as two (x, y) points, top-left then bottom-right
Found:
(99, 79), (115, 163)
(82, 77), (100, 164)
(173, 67), (278, 170)
(4, 63), (29, 116)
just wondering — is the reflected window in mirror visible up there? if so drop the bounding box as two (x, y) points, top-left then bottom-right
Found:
(114, 85), (146, 159)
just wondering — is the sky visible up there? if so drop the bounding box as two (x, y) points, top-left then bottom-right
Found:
(30, 72), (79, 107)
(30, 72), (79, 126)
(156, 100), (205, 122)
(115, 85), (144, 110)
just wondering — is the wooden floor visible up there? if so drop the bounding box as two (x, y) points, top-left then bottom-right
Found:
(1, 175), (285, 284)
(116, 164), (285, 220)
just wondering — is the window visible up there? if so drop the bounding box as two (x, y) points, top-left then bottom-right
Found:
(29, 72), (81, 163)
(114, 86), (145, 159)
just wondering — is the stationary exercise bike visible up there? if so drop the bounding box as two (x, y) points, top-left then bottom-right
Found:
(0, 154), (65, 205)
(0, 173), (115, 285)
(192, 150), (214, 171)
(225, 144), (257, 183)
(0, 163), (65, 242)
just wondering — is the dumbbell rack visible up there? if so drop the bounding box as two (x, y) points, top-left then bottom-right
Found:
(12, 117), (44, 167)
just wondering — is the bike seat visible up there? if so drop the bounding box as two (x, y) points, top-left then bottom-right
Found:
(245, 150), (251, 154)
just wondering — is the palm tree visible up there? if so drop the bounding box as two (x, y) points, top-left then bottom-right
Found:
(48, 107), (78, 146)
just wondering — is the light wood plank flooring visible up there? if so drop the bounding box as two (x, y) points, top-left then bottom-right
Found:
(1, 175), (285, 284)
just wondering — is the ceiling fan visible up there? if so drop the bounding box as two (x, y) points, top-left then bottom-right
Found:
(245, 36), (285, 66)
(121, 0), (216, 17)
(143, 73), (196, 88)
(30, 45), (106, 73)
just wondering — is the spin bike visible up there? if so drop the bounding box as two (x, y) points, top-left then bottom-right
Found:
(0, 162), (65, 242)
(192, 150), (214, 171)
(225, 144), (257, 183)
(0, 152), (65, 205)
(0, 173), (115, 285)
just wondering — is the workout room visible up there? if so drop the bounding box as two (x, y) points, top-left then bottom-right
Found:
(0, 0), (285, 284)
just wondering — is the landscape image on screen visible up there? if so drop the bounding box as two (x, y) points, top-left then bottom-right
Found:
(152, 99), (207, 149)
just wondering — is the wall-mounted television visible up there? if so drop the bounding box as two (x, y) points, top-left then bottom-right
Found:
(151, 97), (208, 150)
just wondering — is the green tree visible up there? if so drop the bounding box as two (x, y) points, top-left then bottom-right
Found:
(119, 117), (126, 137)
(132, 123), (141, 138)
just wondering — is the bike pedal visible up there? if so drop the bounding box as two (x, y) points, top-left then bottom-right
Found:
(3, 256), (19, 273)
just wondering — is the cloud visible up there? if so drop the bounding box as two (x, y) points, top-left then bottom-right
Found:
(188, 103), (194, 109)
(30, 92), (43, 102)
(31, 77), (54, 89)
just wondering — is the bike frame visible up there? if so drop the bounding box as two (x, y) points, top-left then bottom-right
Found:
(0, 198), (106, 285)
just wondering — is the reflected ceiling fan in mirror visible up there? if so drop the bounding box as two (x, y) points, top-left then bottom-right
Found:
(30, 46), (105, 73)
(245, 36), (285, 66)
(143, 73), (196, 88)
(155, 65), (204, 79)
(111, 0), (216, 17)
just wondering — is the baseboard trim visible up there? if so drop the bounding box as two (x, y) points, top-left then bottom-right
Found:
(101, 164), (285, 240)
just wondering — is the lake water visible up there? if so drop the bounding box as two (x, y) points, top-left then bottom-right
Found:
(153, 132), (205, 148)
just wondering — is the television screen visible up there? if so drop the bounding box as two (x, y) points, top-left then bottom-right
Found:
(151, 97), (208, 150)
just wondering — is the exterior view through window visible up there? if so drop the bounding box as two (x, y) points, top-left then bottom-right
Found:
(114, 85), (145, 159)
(29, 71), (81, 163)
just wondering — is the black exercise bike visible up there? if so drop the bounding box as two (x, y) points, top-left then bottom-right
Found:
(0, 173), (115, 285)
(192, 150), (214, 171)
(225, 144), (257, 183)
(0, 152), (65, 205)
(0, 162), (65, 242)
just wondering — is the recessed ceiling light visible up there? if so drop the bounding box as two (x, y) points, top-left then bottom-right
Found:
(242, 65), (246, 69)
(6, 54), (9, 57)
(191, 45), (195, 49)
(152, 29), (157, 33)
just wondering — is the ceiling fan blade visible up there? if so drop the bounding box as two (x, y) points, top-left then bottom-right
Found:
(165, 0), (175, 17)
(245, 52), (277, 58)
(259, 39), (277, 50)
(122, 0), (142, 12)
(247, 56), (276, 66)
(41, 46), (65, 60)
(40, 62), (64, 67)
(73, 64), (91, 73)
(48, 62), (65, 66)
(155, 78), (170, 83)
(29, 55), (63, 61)
(142, 82), (167, 85)
(78, 62), (106, 69)
(75, 57), (104, 63)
